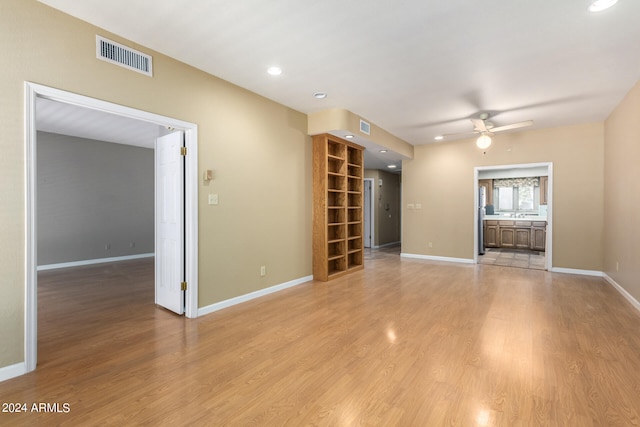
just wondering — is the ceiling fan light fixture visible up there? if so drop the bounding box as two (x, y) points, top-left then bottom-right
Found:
(588, 0), (618, 12)
(267, 66), (282, 76)
(476, 134), (492, 149)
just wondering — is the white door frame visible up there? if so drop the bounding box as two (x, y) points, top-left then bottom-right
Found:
(24, 82), (199, 372)
(473, 162), (553, 270)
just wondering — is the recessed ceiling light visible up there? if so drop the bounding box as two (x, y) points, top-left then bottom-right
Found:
(387, 164), (397, 169)
(588, 0), (618, 12)
(313, 92), (327, 99)
(345, 134), (354, 139)
(379, 149), (388, 153)
(267, 66), (282, 76)
(434, 135), (444, 141)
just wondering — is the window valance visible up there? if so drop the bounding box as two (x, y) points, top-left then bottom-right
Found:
(493, 177), (540, 188)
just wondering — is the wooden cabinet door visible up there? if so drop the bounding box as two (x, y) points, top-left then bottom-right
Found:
(515, 228), (530, 249)
(479, 179), (493, 207)
(539, 176), (548, 205)
(532, 227), (546, 251)
(499, 228), (515, 248)
(484, 225), (498, 247)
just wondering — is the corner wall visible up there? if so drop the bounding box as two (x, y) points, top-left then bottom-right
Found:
(604, 80), (640, 302)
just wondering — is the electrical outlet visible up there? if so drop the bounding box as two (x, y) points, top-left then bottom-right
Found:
(428, 242), (433, 248)
(616, 261), (619, 272)
(260, 265), (266, 277)
(105, 243), (111, 250)
(129, 242), (135, 248)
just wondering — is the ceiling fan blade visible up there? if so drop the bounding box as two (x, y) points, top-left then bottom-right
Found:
(440, 130), (479, 138)
(470, 118), (488, 132)
(491, 120), (533, 133)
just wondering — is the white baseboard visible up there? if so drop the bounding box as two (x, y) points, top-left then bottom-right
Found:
(37, 253), (155, 271)
(372, 241), (401, 249)
(604, 274), (640, 313)
(0, 362), (27, 383)
(198, 275), (313, 317)
(400, 253), (474, 264)
(549, 267), (604, 277)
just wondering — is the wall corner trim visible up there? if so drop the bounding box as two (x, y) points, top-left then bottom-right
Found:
(400, 253), (475, 264)
(198, 275), (313, 317)
(0, 362), (27, 383)
(604, 274), (640, 314)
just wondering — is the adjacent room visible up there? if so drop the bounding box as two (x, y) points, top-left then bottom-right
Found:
(1, 1), (639, 425)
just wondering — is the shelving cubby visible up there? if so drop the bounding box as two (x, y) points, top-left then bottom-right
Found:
(312, 134), (365, 281)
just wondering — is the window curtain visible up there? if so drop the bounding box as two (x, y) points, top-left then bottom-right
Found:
(493, 177), (540, 188)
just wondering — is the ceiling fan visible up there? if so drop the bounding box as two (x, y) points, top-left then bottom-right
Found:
(439, 113), (533, 149)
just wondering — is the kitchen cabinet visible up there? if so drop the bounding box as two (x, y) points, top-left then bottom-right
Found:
(531, 222), (546, 251)
(478, 179), (493, 207)
(484, 221), (499, 247)
(499, 226), (515, 248)
(539, 176), (548, 205)
(515, 228), (531, 249)
(483, 219), (546, 251)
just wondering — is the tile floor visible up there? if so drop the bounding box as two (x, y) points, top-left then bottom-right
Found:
(478, 248), (546, 270)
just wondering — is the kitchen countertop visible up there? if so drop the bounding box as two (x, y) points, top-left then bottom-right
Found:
(484, 215), (547, 221)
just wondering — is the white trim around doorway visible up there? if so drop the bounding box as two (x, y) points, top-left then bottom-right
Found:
(24, 82), (199, 374)
(473, 162), (553, 271)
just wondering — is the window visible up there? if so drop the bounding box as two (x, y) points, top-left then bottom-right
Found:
(493, 178), (540, 212)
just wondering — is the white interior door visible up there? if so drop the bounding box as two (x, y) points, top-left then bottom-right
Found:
(155, 131), (185, 314)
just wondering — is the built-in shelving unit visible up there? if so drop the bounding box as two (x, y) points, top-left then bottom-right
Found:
(313, 134), (364, 281)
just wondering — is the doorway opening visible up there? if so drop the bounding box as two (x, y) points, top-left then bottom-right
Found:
(364, 178), (374, 248)
(474, 162), (553, 271)
(25, 82), (199, 373)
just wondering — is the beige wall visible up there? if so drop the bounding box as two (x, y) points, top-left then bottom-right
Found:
(402, 122), (605, 269)
(0, 1), (312, 368)
(364, 170), (402, 247)
(604, 80), (640, 302)
(308, 109), (414, 159)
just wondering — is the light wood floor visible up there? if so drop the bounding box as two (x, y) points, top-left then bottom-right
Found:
(2, 253), (640, 426)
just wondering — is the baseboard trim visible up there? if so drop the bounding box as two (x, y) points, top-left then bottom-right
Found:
(549, 267), (604, 277)
(604, 274), (640, 313)
(37, 253), (155, 271)
(372, 241), (401, 249)
(0, 362), (27, 382)
(400, 253), (475, 264)
(198, 275), (313, 317)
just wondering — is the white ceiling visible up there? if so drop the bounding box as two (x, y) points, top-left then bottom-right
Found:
(37, 97), (163, 149)
(37, 0), (640, 170)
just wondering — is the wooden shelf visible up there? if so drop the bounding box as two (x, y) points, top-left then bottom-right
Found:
(313, 134), (365, 281)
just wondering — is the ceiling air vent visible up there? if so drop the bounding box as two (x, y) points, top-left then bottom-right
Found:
(96, 36), (153, 77)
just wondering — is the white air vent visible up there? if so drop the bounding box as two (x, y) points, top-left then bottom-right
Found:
(96, 36), (153, 76)
(359, 119), (371, 135)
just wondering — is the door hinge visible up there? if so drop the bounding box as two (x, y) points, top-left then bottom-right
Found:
(181, 281), (187, 291)
(180, 146), (187, 156)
